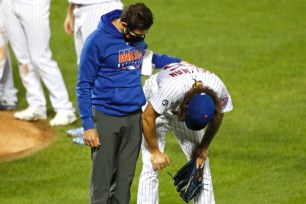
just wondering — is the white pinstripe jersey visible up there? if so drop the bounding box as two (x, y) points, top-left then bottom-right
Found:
(150, 63), (233, 115)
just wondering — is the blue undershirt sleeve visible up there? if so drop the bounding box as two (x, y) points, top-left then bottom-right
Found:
(152, 53), (181, 69)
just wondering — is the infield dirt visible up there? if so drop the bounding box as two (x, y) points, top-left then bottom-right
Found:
(0, 111), (54, 162)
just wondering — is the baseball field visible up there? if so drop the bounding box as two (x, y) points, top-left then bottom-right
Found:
(0, 0), (305, 203)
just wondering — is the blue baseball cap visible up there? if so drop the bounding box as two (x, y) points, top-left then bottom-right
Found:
(185, 93), (215, 131)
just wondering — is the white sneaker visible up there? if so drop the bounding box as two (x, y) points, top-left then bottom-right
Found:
(50, 111), (77, 126)
(14, 106), (47, 121)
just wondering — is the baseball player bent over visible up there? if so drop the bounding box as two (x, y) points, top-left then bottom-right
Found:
(137, 63), (233, 204)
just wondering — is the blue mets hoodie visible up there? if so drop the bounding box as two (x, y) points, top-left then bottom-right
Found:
(77, 10), (181, 130)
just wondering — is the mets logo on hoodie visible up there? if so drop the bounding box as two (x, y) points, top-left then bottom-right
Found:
(118, 48), (143, 70)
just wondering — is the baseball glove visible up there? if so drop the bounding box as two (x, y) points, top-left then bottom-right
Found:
(171, 159), (204, 203)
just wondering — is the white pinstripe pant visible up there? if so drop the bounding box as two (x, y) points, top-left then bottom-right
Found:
(72, 1), (123, 64)
(137, 113), (215, 204)
(0, 3), (17, 102)
(0, 51), (18, 102)
(2, 0), (74, 113)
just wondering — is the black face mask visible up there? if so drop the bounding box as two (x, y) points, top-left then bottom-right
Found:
(123, 28), (145, 43)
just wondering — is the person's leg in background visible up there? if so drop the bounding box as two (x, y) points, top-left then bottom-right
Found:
(0, 30), (18, 110)
(3, 0), (48, 120)
(18, 0), (76, 125)
(3, 0), (76, 125)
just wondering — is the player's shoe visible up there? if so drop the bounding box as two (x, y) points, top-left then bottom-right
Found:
(66, 127), (83, 137)
(49, 111), (77, 126)
(14, 106), (47, 121)
(0, 99), (18, 110)
(72, 136), (85, 146)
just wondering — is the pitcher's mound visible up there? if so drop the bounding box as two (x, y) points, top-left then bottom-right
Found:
(0, 111), (54, 162)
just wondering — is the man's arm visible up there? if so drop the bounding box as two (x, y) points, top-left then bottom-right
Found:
(76, 33), (100, 146)
(200, 113), (224, 149)
(193, 113), (224, 167)
(64, 3), (76, 35)
(143, 102), (170, 170)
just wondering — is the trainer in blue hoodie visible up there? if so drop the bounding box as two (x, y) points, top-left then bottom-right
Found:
(76, 3), (182, 204)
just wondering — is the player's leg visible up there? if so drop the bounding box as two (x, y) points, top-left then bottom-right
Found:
(18, 0), (75, 123)
(138, 74), (165, 204)
(0, 51), (18, 110)
(171, 120), (215, 204)
(193, 158), (215, 204)
(0, 14), (6, 73)
(137, 115), (170, 204)
(2, 0), (46, 117)
(72, 5), (88, 63)
(0, 22), (17, 109)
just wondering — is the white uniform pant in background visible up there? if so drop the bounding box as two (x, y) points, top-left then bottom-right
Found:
(0, 2), (17, 102)
(73, 1), (123, 63)
(2, 0), (74, 113)
(0, 52), (18, 102)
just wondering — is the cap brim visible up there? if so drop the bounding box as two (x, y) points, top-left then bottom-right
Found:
(185, 118), (208, 131)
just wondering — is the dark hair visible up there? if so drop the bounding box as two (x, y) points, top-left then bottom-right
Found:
(177, 86), (222, 122)
(121, 3), (154, 30)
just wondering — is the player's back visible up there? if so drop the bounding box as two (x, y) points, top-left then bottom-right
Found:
(157, 63), (222, 93)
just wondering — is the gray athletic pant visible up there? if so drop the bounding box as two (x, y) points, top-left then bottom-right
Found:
(90, 109), (142, 204)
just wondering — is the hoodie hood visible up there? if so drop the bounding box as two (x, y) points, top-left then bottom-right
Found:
(98, 9), (123, 38)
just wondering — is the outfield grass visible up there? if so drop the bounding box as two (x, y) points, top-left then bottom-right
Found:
(0, 0), (305, 203)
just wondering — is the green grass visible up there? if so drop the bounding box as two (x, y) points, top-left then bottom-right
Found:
(1, 0), (306, 203)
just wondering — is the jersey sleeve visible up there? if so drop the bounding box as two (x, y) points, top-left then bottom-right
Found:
(204, 73), (233, 113)
(149, 80), (184, 115)
(218, 85), (233, 113)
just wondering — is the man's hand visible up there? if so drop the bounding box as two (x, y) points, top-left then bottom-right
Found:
(150, 151), (170, 171)
(83, 128), (100, 148)
(64, 14), (74, 35)
(64, 4), (76, 35)
(192, 147), (208, 168)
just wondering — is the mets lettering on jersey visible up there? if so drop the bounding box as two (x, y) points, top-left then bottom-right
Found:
(149, 63), (233, 115)
(118, 48), (143, 70)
